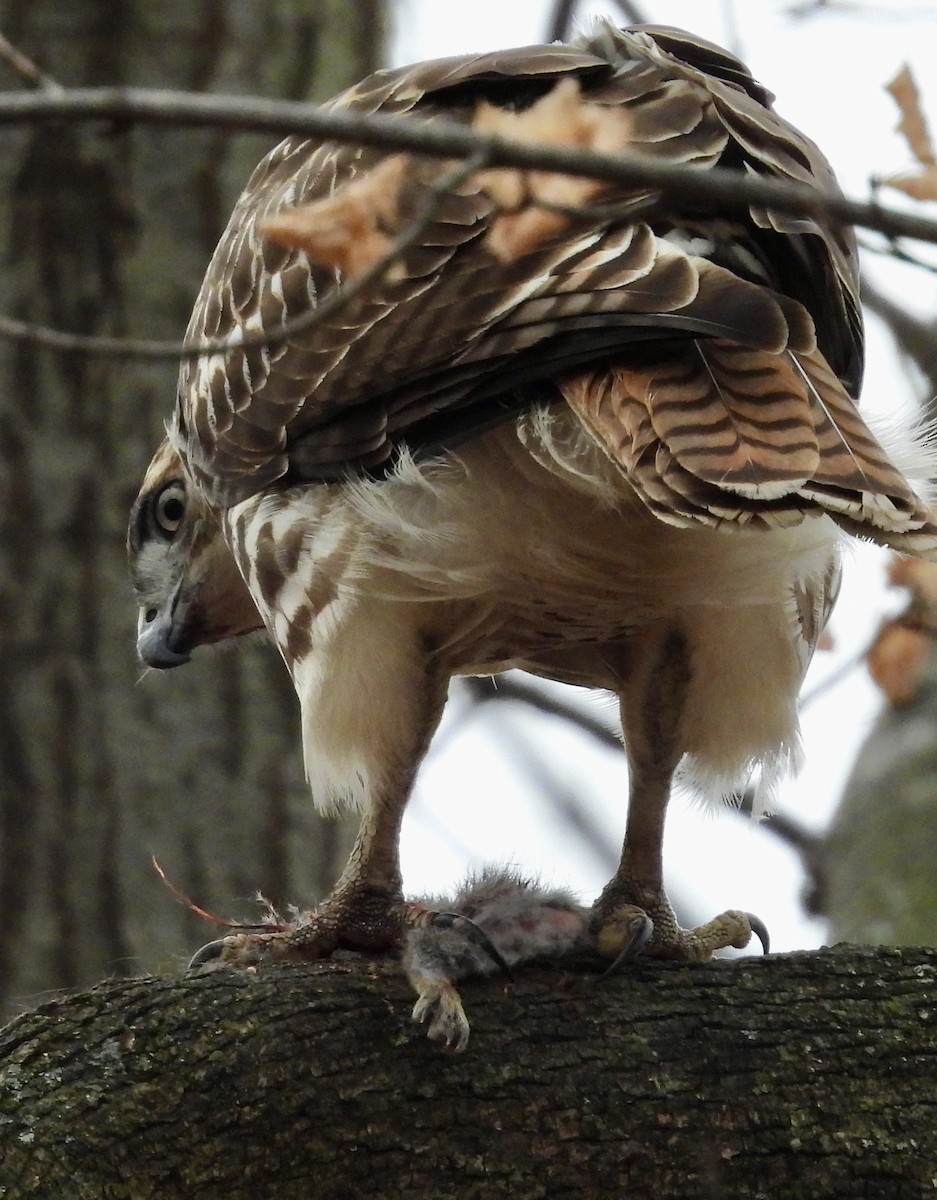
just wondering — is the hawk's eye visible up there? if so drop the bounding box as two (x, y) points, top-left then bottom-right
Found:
(153, 482), (186, 536)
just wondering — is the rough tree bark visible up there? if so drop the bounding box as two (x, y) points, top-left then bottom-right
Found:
(0, 0), (382, 1017)
(1, 948), (936, 1198)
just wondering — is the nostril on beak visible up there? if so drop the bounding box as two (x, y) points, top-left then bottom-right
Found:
(144, 607), (157, 623)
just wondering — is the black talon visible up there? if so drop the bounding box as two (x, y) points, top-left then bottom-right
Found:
(599, 913), (655, 979)
(747, 913), (770, 955)
(430, 911), (513, 978)
(188, 938), (228, 969)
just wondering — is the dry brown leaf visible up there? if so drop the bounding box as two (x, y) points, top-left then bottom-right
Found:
(866, 554), (937, 704)
(261, 155), (408, 277)
(471, 79), (633, 262)
(882, 164), (937, 203)
(886, 554), (937, 604)
(867, 619), (929, 706)
(882, 64), (937, 201)
(261, 81), (634, 274)
(887, 65), (936, 166)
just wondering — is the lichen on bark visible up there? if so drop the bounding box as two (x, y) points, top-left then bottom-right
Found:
(1, 947), (936, 1198)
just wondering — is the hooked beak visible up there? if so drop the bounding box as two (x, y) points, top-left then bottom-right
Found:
(136, 582), (193, 669)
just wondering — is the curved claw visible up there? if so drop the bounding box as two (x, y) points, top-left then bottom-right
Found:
(188, 938), (229, 969)
(599, 912), (655, 979)
(747, 912), (770, 956)
(429, 911), (513, 979)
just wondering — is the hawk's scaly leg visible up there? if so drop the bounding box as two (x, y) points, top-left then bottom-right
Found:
(592, 624), (767, 965)
(191, 789), (414, 968)
(191, 630), (451, 968)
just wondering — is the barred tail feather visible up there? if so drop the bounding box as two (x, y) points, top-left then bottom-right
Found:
(561, 339), (937, 558)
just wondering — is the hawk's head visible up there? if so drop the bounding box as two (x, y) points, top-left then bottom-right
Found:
(128, 438), (262, 669)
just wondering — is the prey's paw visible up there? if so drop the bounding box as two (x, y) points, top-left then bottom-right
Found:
(401, 907), (511, 1052)
(410, 977), (471, 1052)
(402, 867), (590, 1049)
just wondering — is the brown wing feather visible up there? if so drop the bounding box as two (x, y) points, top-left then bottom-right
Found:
(172, 20), (937, 558)
(639, 341), (821, 498)
(794, 349), (935, 536)
(176, 22), (868, 510)
(560, 340), (937, 555)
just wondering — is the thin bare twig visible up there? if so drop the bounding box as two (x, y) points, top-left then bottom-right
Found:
(249, 149), (490, 340)
(861, 275), (937, 409)
(858, 234), (937, 275)
(0, 187), (659, 361)
(460, 676), (623, 754)
(0, 33), (61, 93)
(532, 192), (659, 226)
(797, 648), (865, 711)
(486, 723), (620, 878)
(609, 0), (649, 24)
(0, 316), (190, 359)
(0, 85), (937, 359)
(548, 0), (578, 43)
(0, 150), (490, 361)
(786, 1), (936, 20)
(0, 88), (932, 244)
(721, 0), (743, 58)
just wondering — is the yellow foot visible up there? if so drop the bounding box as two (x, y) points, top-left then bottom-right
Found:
(591, 884), (769, 972)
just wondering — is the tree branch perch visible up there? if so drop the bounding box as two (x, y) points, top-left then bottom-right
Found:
(2, 948), (937, 1198)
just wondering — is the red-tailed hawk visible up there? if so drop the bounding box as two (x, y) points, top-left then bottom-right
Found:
(128, 23), (937, 970)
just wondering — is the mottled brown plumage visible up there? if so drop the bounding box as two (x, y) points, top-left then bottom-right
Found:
(129, 22), (937, 975)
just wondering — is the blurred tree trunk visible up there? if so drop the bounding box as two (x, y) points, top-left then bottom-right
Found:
(0, 0), (384, 1016)
(823, 637), (937, 945)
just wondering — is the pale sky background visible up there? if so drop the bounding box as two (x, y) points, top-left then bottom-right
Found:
(384, 0), (937, 952)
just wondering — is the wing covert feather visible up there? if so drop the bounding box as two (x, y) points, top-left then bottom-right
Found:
(559, 343), (937, 555)
(175, 23), (863, 504)
(170, 20), (937, 559)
